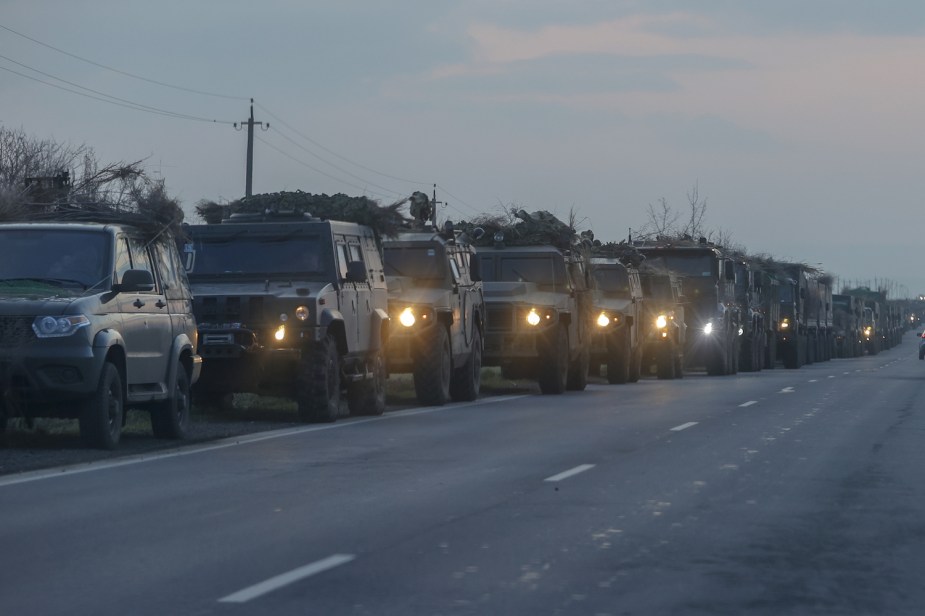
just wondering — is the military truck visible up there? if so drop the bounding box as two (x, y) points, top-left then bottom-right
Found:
(182, 193), (395, 422)
(470, 211), (593, 394)
(635, 238), (741, 375)
(750, 260), (781, 369)
(588, 256), (645, 383)
(832, 293), (864, 358)
(382, 191), (485, 405)
(638, 263), (686, 380)
(776, 262), (812, 368)
(732, 257), (766, 372)
(844, 286), (889, 355)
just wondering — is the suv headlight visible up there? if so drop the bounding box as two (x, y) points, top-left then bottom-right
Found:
(595, 311), (621, 328)
(524, 307), (557, 327)
(703, 321), (714, 335)
(397, 306), (434, 328)
(32, 315), (90, 338)
(655, 315), (668, 329)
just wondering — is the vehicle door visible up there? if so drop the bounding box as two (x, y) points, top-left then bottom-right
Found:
(334, 237), (360, 352)
(348, 239), (372, 352)
(116, 236), (172, 388)
(152, 240), (196, 344)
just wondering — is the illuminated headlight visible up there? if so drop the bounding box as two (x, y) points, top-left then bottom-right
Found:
(738, 327), (744, 336)
(596, 312), (611, 327)
(780, 318), (790, 330)
(32, 315), (90, 338)
(526, 309), (542, 326)
(295, 305), (310, 321)
(864, 327), (873, 337)
(703, 322), (714, 335)
(399, 307), (416, 327)
(655, 315), (668, 329)
(274, 325), (286, 341)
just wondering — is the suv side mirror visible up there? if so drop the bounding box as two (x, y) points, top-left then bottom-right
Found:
(114, 269), (155, 293)
(345, 260), (368, 283)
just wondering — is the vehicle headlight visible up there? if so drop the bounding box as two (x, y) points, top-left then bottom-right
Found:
(399, 307), (416, 327)
(596, 312), (611, 327)
(274, 324), (286, 341)
(32, 315), (90, 338)
(738, 326), (744, 336)
(780, 318), (790, 330)
(703, 321), (714, 335)
(655, 315), (668, 329)
(295, 305), (310, 321)
(526, 309), (542, 326)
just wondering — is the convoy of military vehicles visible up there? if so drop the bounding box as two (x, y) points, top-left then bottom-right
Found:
(0, 188), (920, 448)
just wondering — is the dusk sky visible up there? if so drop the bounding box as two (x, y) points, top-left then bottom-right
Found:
(3, 1), (923, 296)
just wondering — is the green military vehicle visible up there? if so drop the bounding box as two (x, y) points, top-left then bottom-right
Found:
(588, 251), (645, 383)
(638, 264), (686, 379)
(382, 192), (485, 405)
(471, 211), (593, 394)
(182, 192), (394, 422)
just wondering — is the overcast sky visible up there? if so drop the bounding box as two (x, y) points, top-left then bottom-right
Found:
(3, 1), (923, 296)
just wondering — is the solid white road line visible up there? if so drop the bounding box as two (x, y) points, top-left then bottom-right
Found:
(219, 554), (356, 603)
(670, 422), (699, 432)
(739, 401), (758, 408)
(544, 464), (596, 482)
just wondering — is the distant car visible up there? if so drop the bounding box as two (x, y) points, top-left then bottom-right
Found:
(919, 331), (925, 359)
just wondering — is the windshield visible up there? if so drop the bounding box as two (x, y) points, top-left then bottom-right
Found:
(643, 253), (714, 277)
(184, 234), (333, 278)
(479, 255), (567, 289)
(593, 266), (630, 296)
(641, 275), (673, 300)
(0, 229), (109, 293)
(384, 245), (448, 280)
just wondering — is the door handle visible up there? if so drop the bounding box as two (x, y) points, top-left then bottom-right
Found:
(133, 299), (145, 308)
(155, 300), (167, 309)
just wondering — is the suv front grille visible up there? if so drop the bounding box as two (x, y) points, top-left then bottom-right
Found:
(486, 305), (514, 332)
(0, 317), (35, 348)
(197, 296), (265, 324)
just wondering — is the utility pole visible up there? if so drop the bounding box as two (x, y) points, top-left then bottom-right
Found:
(234, 98), (268, 198)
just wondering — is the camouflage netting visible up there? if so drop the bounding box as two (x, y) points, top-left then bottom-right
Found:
(197, 190), (410, 238)
(591, 241), (646, 268)
(457, 209), (582, 250)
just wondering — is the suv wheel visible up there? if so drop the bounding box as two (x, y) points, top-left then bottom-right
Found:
(538, 326), (568, 394)
(79, 362), (124, 450)
(413, 326), (452, 406)
(297, 335), (342, 422)
(348, 350), (387, 416)
(656, 343), (676, 379)
(151, 364), (191, 439)
(450, 328), (482, 402)
(566, 343), (589, 391)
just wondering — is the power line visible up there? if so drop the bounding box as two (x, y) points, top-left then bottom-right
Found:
(0, 21), (247, 101)
(0, 54), (235, 124)
(0, 63), (233, 124)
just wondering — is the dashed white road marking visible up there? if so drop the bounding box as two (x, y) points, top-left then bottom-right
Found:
(670, 422), (699, 432)
(808, 379), (818, 383)
(219, 554), (355, 603)
(779, 387), (795, 393)
(739, 401), (758, 408)
(827, 375), (835, 379)
(545, 464), (596, 482)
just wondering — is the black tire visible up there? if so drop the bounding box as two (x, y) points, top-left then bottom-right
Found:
(673, 347), (684, 378)
(706, 339), (726, 376)
(79, 362), (124, 450)
(566, 344), (589, 391)
(450, 328), (482, 402)
(606, 333), (630, 384)
(348, 350), (386, 416)
(297, 336), (342, 422)
(150, 364), (191, 439)
(628, 343), (642, 383)
(413, 326), (452, 406)
(656, 343), (676, 379)
(538, 326), (568, 394)
(739, 336), (754, 372)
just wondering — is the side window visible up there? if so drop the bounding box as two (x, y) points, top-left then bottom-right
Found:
(153, 241), (186, 299)
(128, 238), (157, 294)
(449, 258), (461, 282)
(335, 243), (349, 280)
(114, 237), (133, 285)
(348, 243), (363, 263)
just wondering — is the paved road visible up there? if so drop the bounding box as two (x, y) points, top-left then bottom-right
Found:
(2, 335), (924, 615)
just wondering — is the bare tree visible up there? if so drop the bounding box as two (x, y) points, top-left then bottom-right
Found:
(0, 126), (92, 194)
(680, 181), (707, 239)
(637, 197), (680, 239)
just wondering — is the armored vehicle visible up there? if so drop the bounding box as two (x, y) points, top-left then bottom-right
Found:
(588, 257), (645, 383)
(638, 264), (686, 379)
(183, 211), (389, 422)
(635, 239), (741, 375)
(382, 192), (485, 405)
(468, 211), (593, 395)
(0, 219), (201, 449)
(733, 257), (766, 372)
(776, 262), (813, 368)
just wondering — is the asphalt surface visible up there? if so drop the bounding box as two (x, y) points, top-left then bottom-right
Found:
(2, 334), (924, 615)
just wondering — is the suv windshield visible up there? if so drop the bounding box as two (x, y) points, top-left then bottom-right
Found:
(480, 254), (568, 290)
(593, 266), (630, 296)
(641, 275), (673, 300)
(0, 229), (109, 293)
(384, 245), (448, 280)
(643, 254), (714, 277)
(185, 234), (333, 278)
